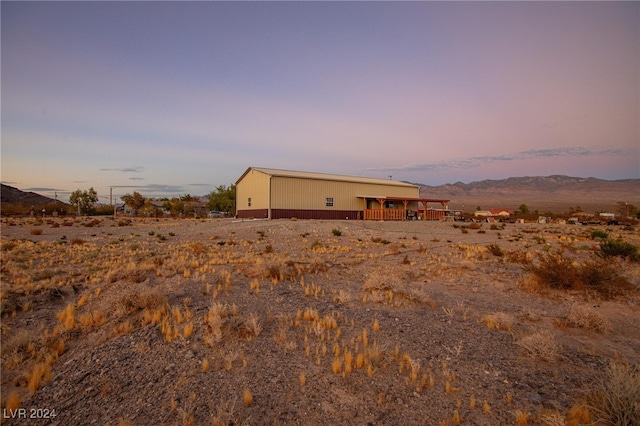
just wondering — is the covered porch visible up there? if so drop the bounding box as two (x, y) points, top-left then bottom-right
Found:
(358, 196), (451, 221)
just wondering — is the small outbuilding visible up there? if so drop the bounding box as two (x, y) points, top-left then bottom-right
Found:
(235, 167), (449, 220)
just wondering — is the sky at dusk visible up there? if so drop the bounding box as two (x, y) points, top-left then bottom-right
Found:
(2, 1), (638, 202)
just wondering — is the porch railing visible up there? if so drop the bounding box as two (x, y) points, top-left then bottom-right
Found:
(363, 209), (406, 221)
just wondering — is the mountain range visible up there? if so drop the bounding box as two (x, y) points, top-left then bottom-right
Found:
(1, 184), (67, 206)
(418, 175), (639, 213)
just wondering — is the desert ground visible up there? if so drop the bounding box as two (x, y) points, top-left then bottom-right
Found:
(1, 216), (639, 425)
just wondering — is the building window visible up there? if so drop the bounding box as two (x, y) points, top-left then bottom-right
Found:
(326, 197), (334, 207)
(247, 197), (252, 207)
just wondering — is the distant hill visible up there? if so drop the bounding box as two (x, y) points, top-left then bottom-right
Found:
(1, 184), (64, 206)
(418, 175), (639, 213)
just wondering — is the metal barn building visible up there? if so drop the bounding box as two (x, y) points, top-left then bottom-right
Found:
(235, 167), (450, 220)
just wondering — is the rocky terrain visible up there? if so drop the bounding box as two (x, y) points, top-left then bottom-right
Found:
(1, 216), (638, 425)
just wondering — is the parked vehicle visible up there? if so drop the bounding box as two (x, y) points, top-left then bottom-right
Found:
(208, 211), (225, 218)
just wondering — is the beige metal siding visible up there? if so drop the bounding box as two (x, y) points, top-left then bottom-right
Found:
(270, 177), (419, 210)
(236, 168), (271, 211)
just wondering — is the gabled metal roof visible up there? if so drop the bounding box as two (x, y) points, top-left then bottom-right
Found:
(237, 167), (419, 188)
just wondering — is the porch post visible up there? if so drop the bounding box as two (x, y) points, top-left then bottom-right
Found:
(377, 198), (385, 221)
(421, 201), (428, 220)
(402, 200), (409, 221)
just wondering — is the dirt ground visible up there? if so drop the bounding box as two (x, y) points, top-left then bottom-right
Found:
(1, 216), (639, 425)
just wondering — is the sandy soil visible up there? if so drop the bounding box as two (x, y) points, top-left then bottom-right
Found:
(1, 216), (639, 425)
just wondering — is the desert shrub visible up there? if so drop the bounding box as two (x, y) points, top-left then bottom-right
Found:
(265, 264), (281, 280)
(525, 253), (633, 298)
(332, 228), (342, 237)
(525, 252), (575, 290)
(469, 222), (481, 230)
(591, 229), (609, 240)
(486, 243), (504, 257)
(29, 228), (43, 235)
(589, 362), (640, 426)
(567, 305), (611, 333)
(1, 328), (39, 356)
(2, 241), (17, 251)
(579, 259), (635, 299)
(598, 238), (639, 262)
(83, 218), (102, 227)
(115, 288), (167, 315)
(70, 238), (86, 246)
(518, 330), (559, 362)
(190, 241), (207, 254)
(362, 267), (433, 306)
(106, 267), (148, 284)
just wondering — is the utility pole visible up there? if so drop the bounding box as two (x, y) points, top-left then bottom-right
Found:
(111, 187), (116, 220)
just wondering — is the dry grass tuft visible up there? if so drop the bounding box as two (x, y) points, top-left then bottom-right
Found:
(244, 313), (262, 340)
(28, 362), (52, 393)
(5, 392), (21, 411)
(78, 310), (107, 329)
(482, 312), (514, 332)
(539, 411), (565, 426)
(567, 402), (591, 424)
(514, 408), (529, 425)
(242, 388), (253, 406)
(56, 303), (76, 329)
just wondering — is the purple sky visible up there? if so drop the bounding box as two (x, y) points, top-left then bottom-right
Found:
(2, 2), (638, 201)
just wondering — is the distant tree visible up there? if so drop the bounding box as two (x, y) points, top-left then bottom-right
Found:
(476, 206), (482, 211)
(568, 206), (583, 215)
(69, 187), (98, 215)
(121, 192), (146, 216)
(517, 204), (530, 216)
(207, 184), (236, 214)
(141, 199), (156, 216)
(180, 194), (195, 202)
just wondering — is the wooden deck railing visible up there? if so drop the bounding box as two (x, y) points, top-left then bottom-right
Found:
(363, 208), (449, 221)
(363, 209), (406, 221)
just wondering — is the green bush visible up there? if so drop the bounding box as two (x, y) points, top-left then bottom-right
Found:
(591, 229), (609, 240)
(332, 228), (342, 237)
(599, 239), (639, 262)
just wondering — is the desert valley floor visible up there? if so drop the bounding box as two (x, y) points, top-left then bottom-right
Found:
(1, 217), (639, 425)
